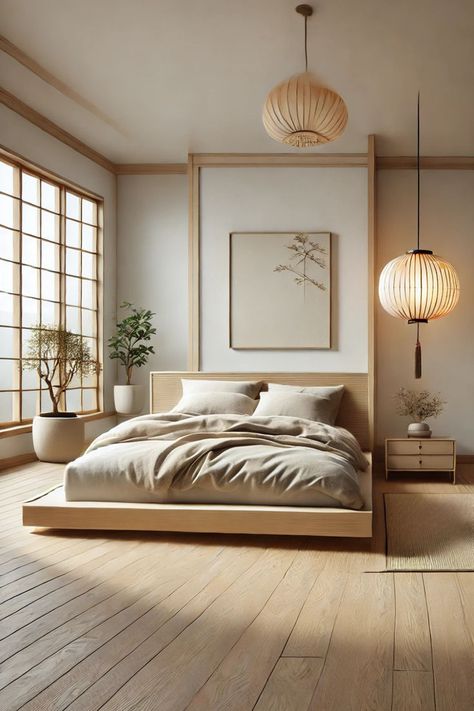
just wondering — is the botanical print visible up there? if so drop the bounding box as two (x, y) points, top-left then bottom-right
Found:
(230, 232), (331, 349)
(274, 233), (327, 294)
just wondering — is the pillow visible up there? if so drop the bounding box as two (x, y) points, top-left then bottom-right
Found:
(267, 383), (344, 425)
(172, 391), (257, 416)
(253, 391), (340, 425)
(181, 378), (262, 400)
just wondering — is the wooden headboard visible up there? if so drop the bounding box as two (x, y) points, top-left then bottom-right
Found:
(150, 371), (370, 451)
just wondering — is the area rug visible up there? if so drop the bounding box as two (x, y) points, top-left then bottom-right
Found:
(384, 493), (474, 571)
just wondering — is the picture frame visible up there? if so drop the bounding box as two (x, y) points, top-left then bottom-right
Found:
(229, 231), (331, 349)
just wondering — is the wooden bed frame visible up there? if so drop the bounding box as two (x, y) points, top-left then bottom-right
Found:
(23, 371), (373, 538)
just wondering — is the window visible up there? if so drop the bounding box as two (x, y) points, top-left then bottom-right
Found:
(0, 153), (102, 427)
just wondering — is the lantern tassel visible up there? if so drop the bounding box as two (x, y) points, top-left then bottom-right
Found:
(415, 330), (422, 379)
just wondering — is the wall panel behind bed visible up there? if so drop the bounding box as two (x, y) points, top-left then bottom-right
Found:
(150, 371), (369, 451)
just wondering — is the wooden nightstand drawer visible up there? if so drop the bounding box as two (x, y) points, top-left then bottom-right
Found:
(387, 440), (454, 456)
(387, 454), (455, 471)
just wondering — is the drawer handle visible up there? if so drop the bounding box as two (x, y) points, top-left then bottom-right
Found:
(419, 459), (422, 465)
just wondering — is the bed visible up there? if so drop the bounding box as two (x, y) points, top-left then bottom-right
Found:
(23, 371), (373, 537)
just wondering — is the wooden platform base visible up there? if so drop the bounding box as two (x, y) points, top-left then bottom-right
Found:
(22, 461), (372, 538)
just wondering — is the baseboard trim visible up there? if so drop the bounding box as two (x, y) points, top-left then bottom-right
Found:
(0, 452), (37, 471)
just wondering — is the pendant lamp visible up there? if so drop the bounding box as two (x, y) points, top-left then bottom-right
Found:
(378, 95), (459, 378)
(262, 4), (348, 147)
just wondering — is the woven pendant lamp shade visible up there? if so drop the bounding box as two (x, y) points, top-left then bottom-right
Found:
(262, 72), (348, 147)
(379, 250), (460, 322)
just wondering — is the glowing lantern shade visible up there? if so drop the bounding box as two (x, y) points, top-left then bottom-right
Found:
(378, 250), (460, 322)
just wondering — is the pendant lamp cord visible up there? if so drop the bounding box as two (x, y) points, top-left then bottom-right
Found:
(304, 15), (308, 71)
(417, 92), (420, 250)
(415, 92), (422, 378)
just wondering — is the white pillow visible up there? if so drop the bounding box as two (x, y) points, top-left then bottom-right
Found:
(267, 383), (344, 425)
(173, 391), (257, 416)
(181, 378), (262, 399)
(253, 391), (339, 425)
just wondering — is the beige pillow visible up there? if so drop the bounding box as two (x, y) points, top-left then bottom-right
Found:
(173, 391), (257, 416)
(182, 378), (262, 399)
(267, 383), (344, 425)
(253, 391), (339, 425)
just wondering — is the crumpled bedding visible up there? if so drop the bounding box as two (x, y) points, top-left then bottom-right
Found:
(65, 413), (368, 509)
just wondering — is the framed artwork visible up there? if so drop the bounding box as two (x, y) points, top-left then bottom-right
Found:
(229, 232), (331, 349)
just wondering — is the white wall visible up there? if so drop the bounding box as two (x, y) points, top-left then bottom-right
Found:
(117, 174), (188, 409)
(200, 167), (368, 371)
(116, 166), (474, 455)
(0, 105), (117, 457)
(376, 170), (474, 454)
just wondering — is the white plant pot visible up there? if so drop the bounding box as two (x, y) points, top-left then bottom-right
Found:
(407, 422), (432, 439)
(33, 415), (85, 463)
(114, 384), (145, 415)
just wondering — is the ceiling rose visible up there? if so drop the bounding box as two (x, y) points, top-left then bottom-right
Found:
(262, 5), (348, 148)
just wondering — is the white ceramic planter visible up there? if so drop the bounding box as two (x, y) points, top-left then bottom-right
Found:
(407, 422), (432, 438)
(33, 415), (85, 463)
(114, 384), (145, 415)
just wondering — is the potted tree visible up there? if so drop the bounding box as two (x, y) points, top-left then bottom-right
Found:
(23, 325), (101, 463)
(108, 302), (157, 415)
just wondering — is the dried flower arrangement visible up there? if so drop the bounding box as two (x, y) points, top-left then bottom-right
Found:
(394, 388), (445, 423)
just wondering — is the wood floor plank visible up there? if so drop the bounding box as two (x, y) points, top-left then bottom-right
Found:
(0, 540), (190, 686)
(0, 539), (150, 637)
(0, 532), (87, 572)
(283, 569), (347, 658)
(63, 545), (266, 711)
(187, 549), (319, 710)
(456, 573), (474, 647)
(254, 657), (324, 711)
(86, 548), (297, 711)
(0, 542), (225, 710)
(392, 671), (435, 711)
(424, 573), (474, 711)
(308, 573), (394, 711)
(0, 538), (142, 621)
(0, 537), (112, 603)
(394, 572), (432, 671)
(0, 535), (110, 588)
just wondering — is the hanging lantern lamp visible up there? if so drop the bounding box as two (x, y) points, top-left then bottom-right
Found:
(262, 5), (348, 148)
(378, 95), (460, 378)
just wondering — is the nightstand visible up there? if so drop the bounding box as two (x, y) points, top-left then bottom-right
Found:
(385, 438), (456, 484)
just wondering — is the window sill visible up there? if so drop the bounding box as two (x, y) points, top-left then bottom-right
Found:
(0, 411), (116, 439)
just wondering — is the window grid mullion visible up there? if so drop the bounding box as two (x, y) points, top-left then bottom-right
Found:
(16, 166), (23, 423)
(59, 185), (67, 412)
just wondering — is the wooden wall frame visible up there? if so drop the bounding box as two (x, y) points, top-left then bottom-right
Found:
(187, 141), (376, 448)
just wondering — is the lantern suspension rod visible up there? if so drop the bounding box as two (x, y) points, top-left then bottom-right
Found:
(296, 4), (313, 72)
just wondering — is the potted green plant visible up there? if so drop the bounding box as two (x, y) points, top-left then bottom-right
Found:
(108, 302), (157, 415)
(395, 387), (445, 438)
(23, 325), (100, 462)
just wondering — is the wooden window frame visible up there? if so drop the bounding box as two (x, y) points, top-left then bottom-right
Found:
(0, 147), (104, 429)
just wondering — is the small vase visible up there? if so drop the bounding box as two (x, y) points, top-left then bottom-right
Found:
(407, 422), (432, 439)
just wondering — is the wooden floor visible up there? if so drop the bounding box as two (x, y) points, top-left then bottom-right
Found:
(0, 462), (472, 711)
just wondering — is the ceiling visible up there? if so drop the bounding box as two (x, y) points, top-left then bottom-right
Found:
(0, 0), (473, 163)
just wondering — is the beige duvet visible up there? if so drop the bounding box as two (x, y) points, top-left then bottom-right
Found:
(65, 413), (368, 509)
